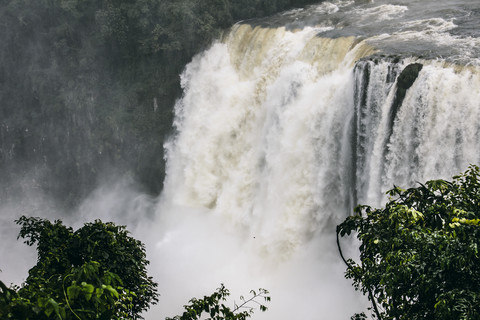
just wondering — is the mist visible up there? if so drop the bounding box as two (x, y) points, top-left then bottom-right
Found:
(0, 173), (367, 320)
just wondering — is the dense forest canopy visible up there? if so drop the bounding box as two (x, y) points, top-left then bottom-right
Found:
(0, 0), (317, 208)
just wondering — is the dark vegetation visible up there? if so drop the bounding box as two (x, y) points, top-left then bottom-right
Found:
(0, 217), (158, 319)
(0, 0), (318, 208)
(338, 165), (480, 319)
(0, 217), (270, 319)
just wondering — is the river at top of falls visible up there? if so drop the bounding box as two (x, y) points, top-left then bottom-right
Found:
(249, 0), (480, 65)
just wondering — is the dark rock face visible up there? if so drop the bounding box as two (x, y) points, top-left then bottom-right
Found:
(389, 63), (424, 135)
(397, 63), (424, 93)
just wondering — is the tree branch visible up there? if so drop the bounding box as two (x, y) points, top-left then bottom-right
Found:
(336, 229), (383, 320)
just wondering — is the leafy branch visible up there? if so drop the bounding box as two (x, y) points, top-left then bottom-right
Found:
(234, 288), (270, 313)
(166, 284), (270, 320)
(337, 165), (480, 319)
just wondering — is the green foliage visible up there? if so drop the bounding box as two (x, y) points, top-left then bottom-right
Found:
(1, 264), (138, 319)
(337, 165), (480, 319)
(166, 284), (270, 320)
(2, 217), (270, 320)
(1, 217), (159, 319)
(0, 262), (136, 320)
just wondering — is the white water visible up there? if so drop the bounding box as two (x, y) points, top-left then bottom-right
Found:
(359, 60), (480, 207)
(150, 27), (373, 319)
(145, 22), (480, 319)
(2, 1), (480, 320)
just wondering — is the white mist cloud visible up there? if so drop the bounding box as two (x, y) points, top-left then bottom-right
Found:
(130, 199), (368, 320)
(0, 183), (61, 286)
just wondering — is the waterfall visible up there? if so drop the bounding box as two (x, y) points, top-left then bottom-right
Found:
(354, 59), (480, 207)
(3, 1), (478, 320)
(163, 25), (480, 256)
(153, 2), (480, 318)
(164, 26), (377, 253)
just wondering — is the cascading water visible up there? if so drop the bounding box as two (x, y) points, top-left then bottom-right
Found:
(1, 1), (480, 320)
(164, 25), (376, 254)
(150, 1), (480, 319)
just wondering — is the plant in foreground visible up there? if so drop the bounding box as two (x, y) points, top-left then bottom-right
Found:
(337, 165), (480, 319)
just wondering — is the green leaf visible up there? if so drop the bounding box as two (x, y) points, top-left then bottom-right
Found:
(104, 285), (119, 299)
(67, 285), (79, 300)
(47, 298), (60, 319)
